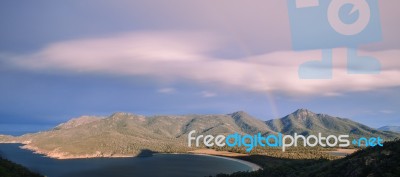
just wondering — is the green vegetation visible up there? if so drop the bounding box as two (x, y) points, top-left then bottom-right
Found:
(378, 126), (400, 133)
(214, 139), (400, 177)
(0, 109), (398, 159)
(0, 109), (399, 177)
(212, 145), (340, 160)
(0, 156), (43, 177)
(266, 109), (399, 139)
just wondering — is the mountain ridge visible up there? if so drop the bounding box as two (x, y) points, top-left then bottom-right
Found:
(378, 126), (400, 133)
(265, 109), (398, 139)
(0, 109), (399, 159)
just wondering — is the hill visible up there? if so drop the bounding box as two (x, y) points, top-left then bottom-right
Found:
(265, 109), (399, 139)
(215, 139), (400, 177)
(0, 109), (398, 159)
(53, 115), (102, 130)
(378, 126), (400, 133)
(0, 112), (274, 159)
(0, 156), (43, 177)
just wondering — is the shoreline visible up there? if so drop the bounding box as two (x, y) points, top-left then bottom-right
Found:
(189, 153), (262, 171)
(20, 143), (137, 159)
(1, 142), (262, 172)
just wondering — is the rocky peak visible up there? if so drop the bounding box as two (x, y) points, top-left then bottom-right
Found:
(291, 109), (316, 121)
(54, 116), (100, 130)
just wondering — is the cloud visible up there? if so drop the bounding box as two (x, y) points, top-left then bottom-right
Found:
(157, 87), (176, 94)
(8, 31), (400, 97)
(200, 91), (217, 98)
(380, 110), (395, 114)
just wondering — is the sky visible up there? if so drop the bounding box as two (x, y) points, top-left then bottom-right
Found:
(0, 0), (399, 133)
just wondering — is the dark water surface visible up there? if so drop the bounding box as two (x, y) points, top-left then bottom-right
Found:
(0, 144), (252, 177)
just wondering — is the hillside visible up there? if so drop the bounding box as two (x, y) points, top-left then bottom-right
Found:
(0, 109), (399, 159)
(215, 139), (400, 177)
(53, 115), (102, 130)
(378, 126), (400, 133)
(0, 112), (274, 159)
(0, 156), (43, 177)
(265, 109), (399, 139)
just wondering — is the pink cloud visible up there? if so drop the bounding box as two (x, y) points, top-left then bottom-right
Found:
(9, 32), (400, 96)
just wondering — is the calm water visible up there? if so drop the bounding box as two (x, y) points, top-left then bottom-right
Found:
(0, 144), (252, 177)
(0, 124), (55, 136)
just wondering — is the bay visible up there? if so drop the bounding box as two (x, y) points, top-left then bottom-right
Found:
(0, 144), (252, 177)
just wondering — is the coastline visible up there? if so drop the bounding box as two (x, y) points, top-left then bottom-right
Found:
(19, 143), (136, 159)
(190, 153), (262, 171)
(1, 142), (262, 172)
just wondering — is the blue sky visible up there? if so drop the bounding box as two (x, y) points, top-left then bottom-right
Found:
(0, 0), (399, 133)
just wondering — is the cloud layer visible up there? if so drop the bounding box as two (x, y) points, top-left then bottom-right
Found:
(9, 32), (400, 96)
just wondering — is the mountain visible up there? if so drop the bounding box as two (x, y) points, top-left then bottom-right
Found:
(265, 109), (399, 139)
(0, 109), (399, 159)
(53, 116), (102, 130)
(378, 126), (400, 133)
(0, 112), (274, 159)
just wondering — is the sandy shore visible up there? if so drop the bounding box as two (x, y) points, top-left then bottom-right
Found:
(332, 148), (358, 154)
(188, 149), (262, 171)
(325, 148), (358, 156)
(188, 149), (249, 157)
(19, 144), (135, 159)
(194, 154), (262, 171)
(18, 144), (262, 171)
